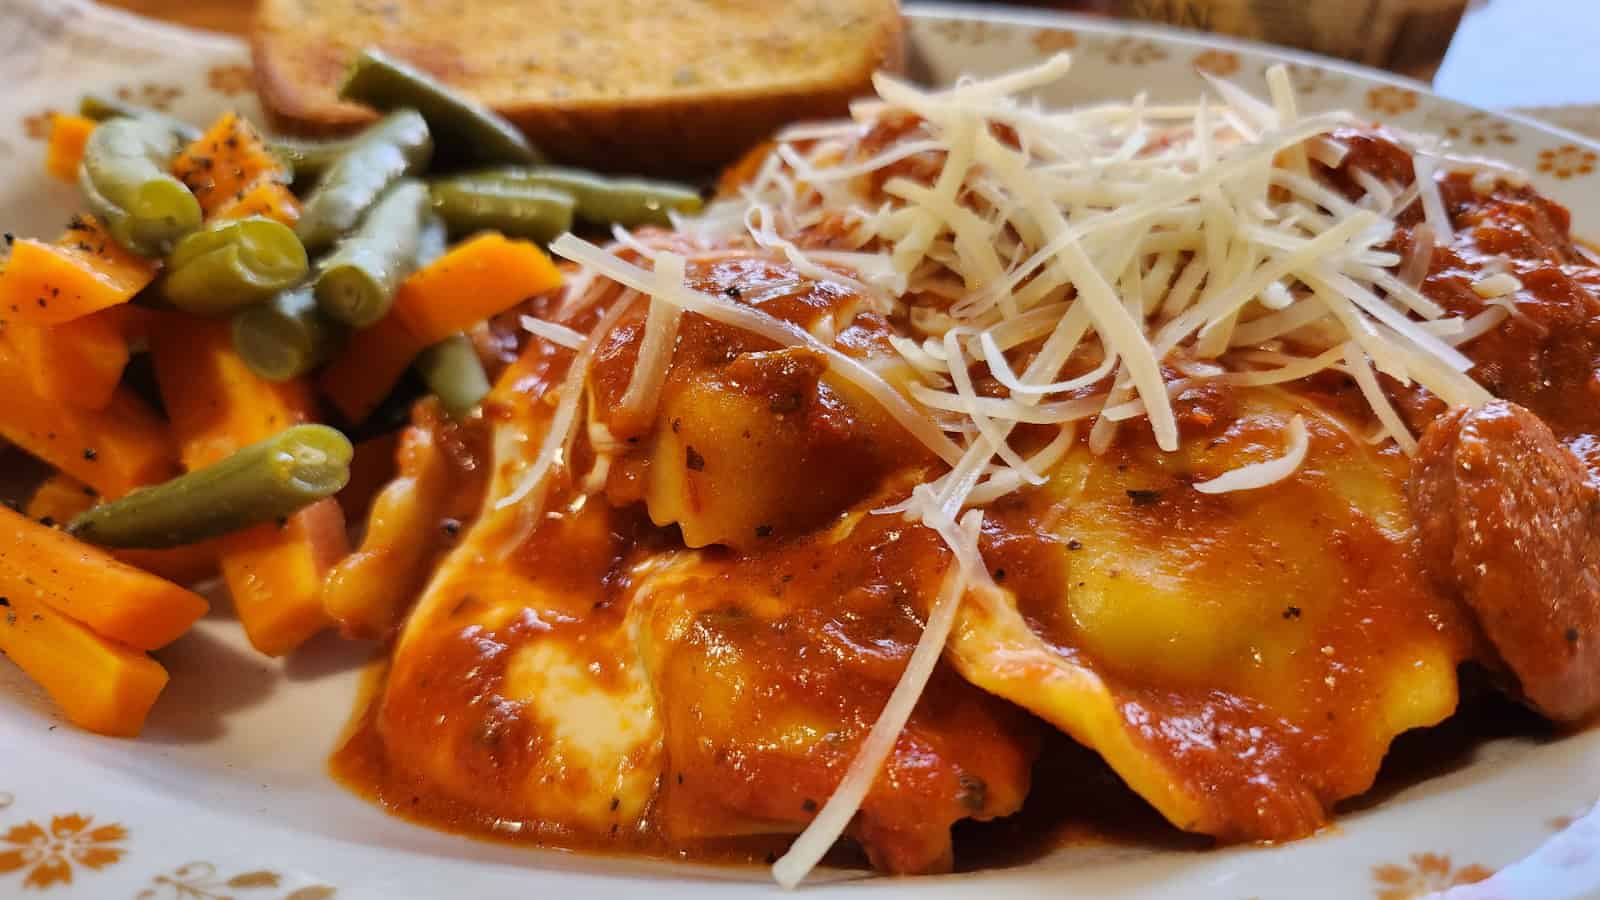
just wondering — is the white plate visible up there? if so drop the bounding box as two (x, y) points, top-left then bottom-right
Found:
(2, 2), (1600, 898)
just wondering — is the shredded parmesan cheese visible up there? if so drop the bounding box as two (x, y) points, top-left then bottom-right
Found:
(1193, 414), (1311, 493)
(506, 57), (1535, 886)
(519, 315), (586, 350)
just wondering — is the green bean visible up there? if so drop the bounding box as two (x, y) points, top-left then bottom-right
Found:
(481, 166), (703, 227)
(415, 333), (490, 417)
(67, 424), (353, 549)
(161, 216), (309, 315)
(416, 211), (450, 268)
(266, 134), (359, 185)
(338, 47), (541, 167)
(78, 93), (201, 142)
(233, 286), (342, 381)
(314, 178), (429, 328)
(295, 110), (432, 252)
(80, 117), (203, 257)
(428, 178), (574, 242)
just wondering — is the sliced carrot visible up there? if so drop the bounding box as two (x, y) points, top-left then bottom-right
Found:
(220, 499), (346, 656)
(0, 504), (208, 651)
(172, 112), (290, 217)
(0, 342), (178, 498)
(211, 174), (301, 226)
(317, 313), (426, 424)
(0, 585), (169, 737)
(0, 216), (160, 326)
(24, 472), (98, 522)
(148, 313), (315, 469)
(25, 472), (220, 584)
(45, 114), (96, 183)
(3, 306), (132, 410)
(150, 315), (339, 655)
(393, 233), (564, 344)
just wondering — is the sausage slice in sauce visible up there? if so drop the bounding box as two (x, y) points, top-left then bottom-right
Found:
(1408, 400), (1600, 724)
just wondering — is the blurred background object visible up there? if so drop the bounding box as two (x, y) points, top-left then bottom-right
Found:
(97, 0), (1600, 138)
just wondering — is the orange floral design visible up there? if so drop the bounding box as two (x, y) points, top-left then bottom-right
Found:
(0, 814), (127, 890)
(1367, 85), (1419, 117)
(1191, 49), (1239, 76)
(1537, 144), (1598, 179)
(1272, 62), (1347, 95)
(1103, 37), (1168, 66)
(207, 64), (255, 97)
(930, 19), (1000, 47)
(137, 862), (337, 899)
(21, 110), (58, 141)
(1372, 852), (1493, 900)
(1031, 28), (1077, 54)
(115, 83), (183, 111)
(1438, 111), (1517, 148)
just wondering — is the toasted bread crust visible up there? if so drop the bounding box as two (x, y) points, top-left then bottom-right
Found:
(251, 0), (902, 173)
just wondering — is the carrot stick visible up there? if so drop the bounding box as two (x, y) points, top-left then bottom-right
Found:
(317, 313), (426, 424)
(0, 504), (207, 651)
(149, 313), (315, 469)
(393, 233), (564, 344)
(220, 498), (347, 656)
(0, 586), (169, 737)
(26, 472), (220, 584)
(0, 216), (159, 326)
(211, 174), (301, 226)
(173, 112), (291, 217)
(24, 472), (98, 523)
(0, 342), (178, 498)
(45, 114), (96, 183)
(2, 306), (132, 410)
(150, 315), (341, 655)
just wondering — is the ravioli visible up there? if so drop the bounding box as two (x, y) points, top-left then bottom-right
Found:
(948, 388), (1476, 841)
(374, 348), (665, 838)
(630, 508), (1038, 874)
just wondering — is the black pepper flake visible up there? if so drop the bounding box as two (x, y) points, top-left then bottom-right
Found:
(609, 796), (620, 812)
(1283, 605), (1302, 620)
(1067, 539), (1083, 551)
(1567, 627), (1581, 644)
(81, 448), (97, 461)
(2, 232), (12, 245)
(685, 445), (705, 471)
(81, 485), (97, 497)
(676, 773), (684, 785)
(1126, 488), (1161, 506)
(801, 798), (818, 813)
(993, 568), (1006, 582)
(0, 597), (8, 607)
(755, 524), (773, 538)
(441, 518), (462, 537)
(724, 285), (741, 299)
(37, 517), (54, 528)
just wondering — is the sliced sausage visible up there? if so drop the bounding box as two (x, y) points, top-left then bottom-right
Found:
(1408, 400), (1600, 724)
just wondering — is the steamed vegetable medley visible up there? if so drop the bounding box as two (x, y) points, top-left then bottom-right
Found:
(0, 49), (702, 736)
